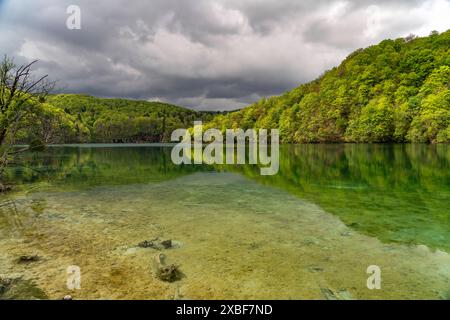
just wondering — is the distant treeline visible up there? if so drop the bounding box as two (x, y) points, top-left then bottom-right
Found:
(16, 94), (222, 144)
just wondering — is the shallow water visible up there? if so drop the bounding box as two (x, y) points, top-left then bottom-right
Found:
(0, 144), (449, 299)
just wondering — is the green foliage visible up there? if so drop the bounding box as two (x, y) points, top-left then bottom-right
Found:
(16, 102), (90, 144)
(205, 30), (450, 143)
(8, 30), (450, 144)
(346, 96), (394, 142)
(23, 94), (219, 143)
(29, 139), (46, 152)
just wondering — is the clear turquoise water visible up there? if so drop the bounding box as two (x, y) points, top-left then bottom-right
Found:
(7, 144), (450, 252)
(225, 144), (450, 253)
(0, 144), (449, 299)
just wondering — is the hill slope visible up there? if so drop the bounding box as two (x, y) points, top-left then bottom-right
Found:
(18, 94), (218, 143)
(204, 30), (450, 143)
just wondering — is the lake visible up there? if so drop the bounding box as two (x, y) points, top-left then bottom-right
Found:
(0, 144), (449, 299)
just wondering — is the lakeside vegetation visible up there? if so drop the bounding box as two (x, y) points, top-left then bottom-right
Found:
(2, 30), (450, 150)
(17, 94), (220, 144)
(205, 30), (450, 143)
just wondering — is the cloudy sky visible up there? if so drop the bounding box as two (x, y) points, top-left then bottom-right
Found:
(0, 0), (449, 110)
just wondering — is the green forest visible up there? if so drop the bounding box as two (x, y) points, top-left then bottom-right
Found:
(205, 30), (450, 143)
(8, 30), (450, 145)
(14, 94), (219, 144)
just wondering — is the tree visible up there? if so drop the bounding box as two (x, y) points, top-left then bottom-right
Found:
(200, 30), (450, 144)
(404, 33), (418, 42)
(0, 56), (54, 187)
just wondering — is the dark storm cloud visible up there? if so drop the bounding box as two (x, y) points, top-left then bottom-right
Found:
(0, 0), (448, 110)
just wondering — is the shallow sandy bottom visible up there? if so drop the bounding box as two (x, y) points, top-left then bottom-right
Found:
(0, 172), (449, 299)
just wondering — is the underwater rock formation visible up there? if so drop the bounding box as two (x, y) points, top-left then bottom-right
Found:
(17, 255), (40, 263)
(138, 238), (176, 250)
(320, 287), (353, 300)
(0, 276), (47, 300)
(153, 253), (183, 283)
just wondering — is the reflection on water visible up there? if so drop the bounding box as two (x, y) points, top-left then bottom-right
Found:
(226, 144), (450, 252)
(5, 145), (210, 188)
(0, 144), (449, 299)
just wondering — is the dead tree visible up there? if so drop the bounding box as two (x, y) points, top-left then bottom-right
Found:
(0, 56), (55, 185)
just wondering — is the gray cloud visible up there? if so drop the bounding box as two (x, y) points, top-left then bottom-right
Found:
(0, 0), (449, 110)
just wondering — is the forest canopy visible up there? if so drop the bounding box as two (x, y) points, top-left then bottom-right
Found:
(6, 30), (450, 145)
(16, 94), (219, 144)
(203, 30), (450, 143)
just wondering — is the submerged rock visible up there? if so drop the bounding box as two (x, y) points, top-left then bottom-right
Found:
(0, 277), (13, 295)
(138, 239), (158, 249)
(138, 238), (177, 250)
(307, 266), (324, 273)
(321, 288), (336, 300)
(161, 240), (172, 249)
(0, 277), (47, 300)
(17, 255), (40, 263)
(157, 265), (183, 282)
(320, 287), (354, 300)
(63, 295), (73, 300)
(153, 253), (183, 283)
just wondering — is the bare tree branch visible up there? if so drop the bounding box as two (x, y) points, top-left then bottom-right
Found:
(0, 56), (54, 184)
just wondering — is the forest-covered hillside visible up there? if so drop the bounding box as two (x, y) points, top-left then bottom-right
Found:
(204, 30), (450, 143)
(13, 30), (450, 145)
(17, 94), (218, 143)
